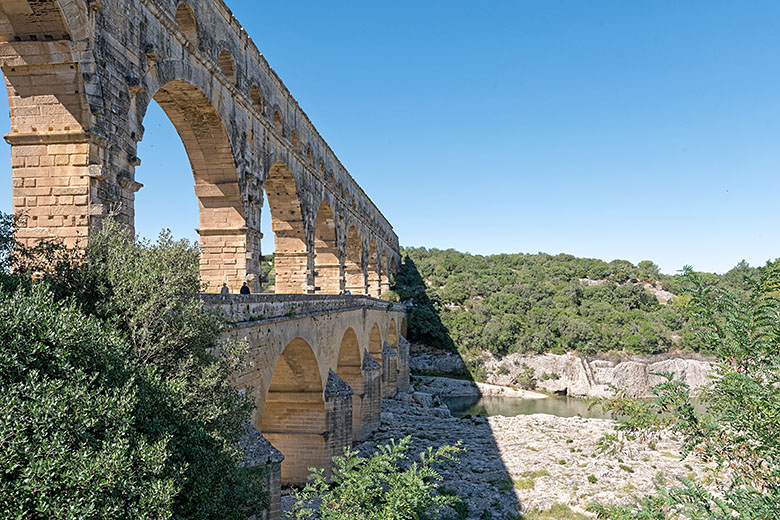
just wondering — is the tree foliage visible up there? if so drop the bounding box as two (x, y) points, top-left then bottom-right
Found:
(288, 436), (464, 520)
(0, 214), (267, 519)
(396, 247), (754, 358)
(590, 265), (780, 519)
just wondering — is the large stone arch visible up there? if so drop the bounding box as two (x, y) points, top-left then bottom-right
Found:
(130, 76), (252, 293)
(260, 338), (326, 484)
(336, 328), (364, 440)
(0, 0), (79, 42)
(314, 200), (340, 294)
(265, 162), (307, 294)
(344, 225), (364, 294)
(380, 250), (391, 294)
(3, 1), (402, 297)
(387, 318), (398, 349)
(367, 239), (380, 297)
(368, 322), (382, 363)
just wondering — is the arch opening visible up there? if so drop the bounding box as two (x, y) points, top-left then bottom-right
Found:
(336, 328), (364, 440)
(265, 162), (307, 294)
(140, 80), (249, 293)
(368, 323), (382, 364)
(291, 130), (300, 151)
(380, 250), (390, 295)
(314, 201), (340, 294)
(344, 226), (364, 294)
(133, 99), (198, 243)
(175, 3), (198, 44)
(250, 84), (263, 112)
(367, 240), (380, 297)
(218, 50), (236, 82)
(387, 318), (398, 350)
(260, 338), (325, 484)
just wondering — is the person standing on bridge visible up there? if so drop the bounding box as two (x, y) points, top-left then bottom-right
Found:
(240, 282), (251, 295)
(220, 283), (230, 295)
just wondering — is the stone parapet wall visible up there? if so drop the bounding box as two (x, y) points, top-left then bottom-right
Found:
(203, 293), (407, 324)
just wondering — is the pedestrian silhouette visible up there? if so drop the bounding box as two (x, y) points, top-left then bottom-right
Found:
(220, 283), (230, 295)
(240, 282), (250, 295)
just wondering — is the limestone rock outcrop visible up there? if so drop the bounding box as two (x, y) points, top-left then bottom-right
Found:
(483, 353), (713, 398)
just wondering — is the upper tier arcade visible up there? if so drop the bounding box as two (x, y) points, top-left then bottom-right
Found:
(1, 0), (400, 296)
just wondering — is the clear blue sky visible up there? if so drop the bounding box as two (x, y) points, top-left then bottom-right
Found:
(2, 1), (780, 274)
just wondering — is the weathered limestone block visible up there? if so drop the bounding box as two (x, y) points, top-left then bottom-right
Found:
(410, 352), (467, 374)
(649, 358), (712, 390)
(611, 361), (651, 398)
(381, 341), (398, 398)
(361, 350), (381, 437)
(411, 391), (435, 408)
(240, 423), (284, 520)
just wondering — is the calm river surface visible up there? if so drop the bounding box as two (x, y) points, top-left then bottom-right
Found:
(442, 395), (614, 419)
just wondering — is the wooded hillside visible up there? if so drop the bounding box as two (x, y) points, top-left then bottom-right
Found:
(395, 247), (756, 358)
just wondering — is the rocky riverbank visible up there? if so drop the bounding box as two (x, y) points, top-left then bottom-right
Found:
(412, 351), (714, 398)
(354, 390), (711, 519)
(413, 375), (548, 399)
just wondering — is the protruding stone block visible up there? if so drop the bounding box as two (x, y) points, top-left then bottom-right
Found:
(361, 349), (381, 437)
(381, 341), (398, 398)
(324, 370), (354, 469)
(240, 423), (284, 520)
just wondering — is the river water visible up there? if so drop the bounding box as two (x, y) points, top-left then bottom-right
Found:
(441, 394), (615, 419)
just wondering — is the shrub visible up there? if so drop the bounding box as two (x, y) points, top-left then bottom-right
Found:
(0, 215), (267, 519)
(0, 286), (178, 518)
(516, 363), (537, 390)
(288, 436), (463, 520)
(381, 289), (401, 302)
(590, 266), (780, 518)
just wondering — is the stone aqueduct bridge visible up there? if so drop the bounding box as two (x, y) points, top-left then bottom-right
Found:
(205, 294), (409, 518)
(1, 0), (409, 515)
(2, 0), (401, 296)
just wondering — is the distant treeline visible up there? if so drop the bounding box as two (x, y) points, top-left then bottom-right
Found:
(394, 247), (758, 358)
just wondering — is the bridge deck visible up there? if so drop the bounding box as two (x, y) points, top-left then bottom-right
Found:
(201, 294), (407, 325)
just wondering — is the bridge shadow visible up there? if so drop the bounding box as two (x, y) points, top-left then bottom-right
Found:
(370, 256), (525, 519)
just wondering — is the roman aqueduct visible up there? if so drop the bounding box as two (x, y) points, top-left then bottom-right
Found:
(0, 0), (408, 516)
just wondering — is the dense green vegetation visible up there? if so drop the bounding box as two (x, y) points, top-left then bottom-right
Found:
(395, 247), (757, 358)
(590, 266), (780, 518)
(289, 437), (463, 520)
(0, 215), (267, 519)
